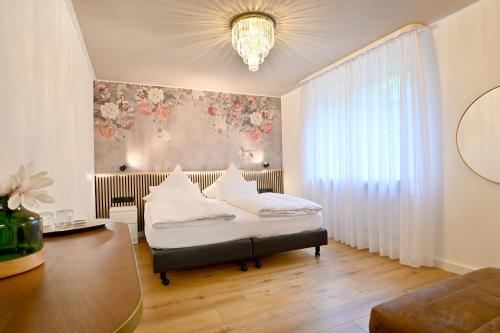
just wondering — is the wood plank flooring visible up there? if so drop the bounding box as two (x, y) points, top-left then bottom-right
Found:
(134, 238), (455, 333)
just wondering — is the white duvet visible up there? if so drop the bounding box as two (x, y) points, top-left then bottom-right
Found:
(227, 193), (322, 217)
(148, 199), (235, 228)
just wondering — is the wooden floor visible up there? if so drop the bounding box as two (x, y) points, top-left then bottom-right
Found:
(134, 238), (454, 333)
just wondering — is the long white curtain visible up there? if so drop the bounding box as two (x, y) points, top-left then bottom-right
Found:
(0, 0), (95, 219)
(300, 30), (437, 267)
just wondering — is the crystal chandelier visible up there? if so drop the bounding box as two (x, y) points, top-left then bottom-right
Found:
(231, 13), (275, 72)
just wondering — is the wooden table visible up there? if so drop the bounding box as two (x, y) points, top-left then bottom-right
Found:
(0, 222), (142, 333)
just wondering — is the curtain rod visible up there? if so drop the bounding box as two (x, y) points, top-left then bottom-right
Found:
(299, 23), (428, 85)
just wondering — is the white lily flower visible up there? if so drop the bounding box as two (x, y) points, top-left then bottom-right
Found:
(2, 163), (55, 210)
(7, 192), (22, 210)
(0, 179), (12, 196)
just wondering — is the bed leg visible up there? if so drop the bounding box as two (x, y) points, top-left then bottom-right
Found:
(240, 259), (248, 272)
(254, 257), (262, 268)
(160, 271), (170, 285)
(315, 246), (320, 257)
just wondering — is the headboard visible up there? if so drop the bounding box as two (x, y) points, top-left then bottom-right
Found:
(95, 169), (284, 231)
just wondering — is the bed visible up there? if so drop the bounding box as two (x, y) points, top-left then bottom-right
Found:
(145, 199), (328, 285)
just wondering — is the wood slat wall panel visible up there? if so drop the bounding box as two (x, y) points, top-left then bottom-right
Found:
(95, 169), (283, 231)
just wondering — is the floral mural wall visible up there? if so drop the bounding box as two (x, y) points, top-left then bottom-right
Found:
(93, 81), (282, 172)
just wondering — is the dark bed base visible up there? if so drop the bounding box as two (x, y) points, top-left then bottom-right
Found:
(151, 228), (328, 285)
(151, 238), (252, 285)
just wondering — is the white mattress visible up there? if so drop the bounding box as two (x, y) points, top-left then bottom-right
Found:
(145, 199), (323, 249)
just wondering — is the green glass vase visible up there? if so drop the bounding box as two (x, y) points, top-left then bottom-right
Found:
(0, 196), (44, 262)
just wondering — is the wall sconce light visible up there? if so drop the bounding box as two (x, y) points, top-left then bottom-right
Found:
(119, 164), (128, 172)
(263, 161), (270, 168)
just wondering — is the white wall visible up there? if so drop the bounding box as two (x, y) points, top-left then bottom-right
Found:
(281, 88), (303, 196)
(431, 0), (500, 272)
(0, 0), (95, 219)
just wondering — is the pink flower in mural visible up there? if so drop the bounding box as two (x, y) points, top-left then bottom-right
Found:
(233, 99), (243, 111)
(156, 104), (173, 121)
(93, 81), (280, 143)
(96, 83), (108, 93)
(96, 83), (110, 96)
(118, 115), (134, 129)
(137, 100), (152, 116)
(261, 121), (273, 134)
(249, 128), (262, 141)
(98, 121), (118, 139)
(208, 106), (218, 116)
(230, 111), (238, 121)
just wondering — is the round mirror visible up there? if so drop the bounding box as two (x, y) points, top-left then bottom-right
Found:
(457, 86), (500, 183)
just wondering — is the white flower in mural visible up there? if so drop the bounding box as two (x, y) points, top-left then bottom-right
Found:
(213, 118), (227, 132)
(100, 102), (120, 120)
(250, 112), (263, 126)
(149, 88), (165, 104)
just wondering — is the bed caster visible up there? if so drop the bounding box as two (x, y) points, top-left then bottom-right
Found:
(240, 259), (248, 272)
(254, 257), (262, 268)
(160, 272), (170, 285)
(315, 246), (320, 257)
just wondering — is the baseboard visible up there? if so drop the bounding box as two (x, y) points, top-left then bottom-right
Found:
(434, 258), (478, 274)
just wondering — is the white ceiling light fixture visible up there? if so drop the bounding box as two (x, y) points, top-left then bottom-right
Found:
(231, 12), (275, 72)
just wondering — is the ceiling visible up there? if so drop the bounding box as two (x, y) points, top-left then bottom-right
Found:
(72, 0), (476, 97)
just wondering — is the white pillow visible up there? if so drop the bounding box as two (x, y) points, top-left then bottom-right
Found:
(202, 163), (244, 199)
(216, 180), (257, 201)
(202, 181), (218, 199)
(143, 165), (202, 202)
(159, 164), (193, 188)
(144, 183), (202, 202)
(220, 163), (244, 183)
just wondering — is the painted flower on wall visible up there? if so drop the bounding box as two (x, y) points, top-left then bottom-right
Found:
(249, 128), (262, 141)
(250, 112), (263, 126)
(94, 82), (193, 140)
(100, 102), (120, 120)
(94, 82), (140, 140)
(233, 99), (244, 111)
(137, 100), (152, 116)
(94, 82), (111, 104)
(261, 121), (273, 134)
(156, 104), (172, 121)
(200, 91), (280, 142)
(98, 121), (118, 139)
(118, 115), (134, 130)
(93, 80), (280, 143)
(148, 88), (165, 104)
(207, 106), (218, 116)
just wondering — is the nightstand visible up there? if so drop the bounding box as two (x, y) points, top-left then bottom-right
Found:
(109, 206), (138, 244)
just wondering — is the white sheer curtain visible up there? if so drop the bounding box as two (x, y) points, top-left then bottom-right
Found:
(300, 30), (437, 267)
(0, 0), (95, 219)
